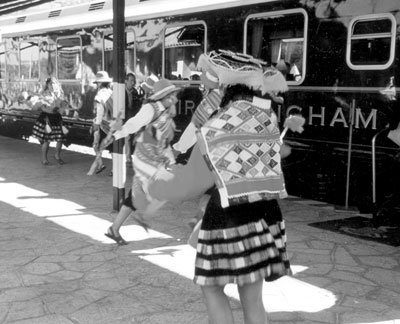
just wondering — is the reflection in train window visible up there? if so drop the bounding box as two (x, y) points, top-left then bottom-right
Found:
(103, 31), (136, 77)
(82, 30), (103, 77)
(20, 40), (39, 80)
(0, 43), (5, 80)
(39, 38), (56, 81)
(56, 37), (82, 80)
(245, 9), (307, 84)
(125, 31), (136, 75)
(347, 14), (396, 70)
(103, 33), (113, 75)
(5, 38), (19, 82)
(163, 22), (206, 80)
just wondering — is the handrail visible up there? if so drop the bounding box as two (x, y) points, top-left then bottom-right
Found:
(371, 127), (389, 204)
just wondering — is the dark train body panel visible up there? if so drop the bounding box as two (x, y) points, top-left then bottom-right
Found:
(0, 0), (399, 210)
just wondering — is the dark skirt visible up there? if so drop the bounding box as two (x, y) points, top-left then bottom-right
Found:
(194, 190), (291, 286)
(32, 112), (66, 143)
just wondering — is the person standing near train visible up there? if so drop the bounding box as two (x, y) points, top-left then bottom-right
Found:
(143, 50), (293, 324)
(124, 72), (144, 168)
(31, 77), (69, 165)
(91, 71), (113, 174)
(104, 79), (180, 245)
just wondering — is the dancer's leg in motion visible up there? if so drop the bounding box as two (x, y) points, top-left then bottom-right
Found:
(54, 141), (65, 164)
(201, 285), (234, 324)
(238, 280), (266, 324)
(41, 141), (50, 164)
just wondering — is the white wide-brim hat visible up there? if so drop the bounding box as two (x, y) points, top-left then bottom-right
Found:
(141, 74), (159, 94)
(149, 79), (181, 101)
(94, 71), (112, 83)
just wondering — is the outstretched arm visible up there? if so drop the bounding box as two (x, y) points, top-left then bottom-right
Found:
(148, 143), (215, 202)
(113, 103), (154, 140)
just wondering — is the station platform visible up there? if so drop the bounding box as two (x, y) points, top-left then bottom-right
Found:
(0, 135), (399, 324)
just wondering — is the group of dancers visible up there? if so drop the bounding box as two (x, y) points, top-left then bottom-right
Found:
(31, 49), (305, 324)
(98, 50), (305, 324)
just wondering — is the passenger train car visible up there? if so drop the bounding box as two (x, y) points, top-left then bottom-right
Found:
(0, 0), (399, 211)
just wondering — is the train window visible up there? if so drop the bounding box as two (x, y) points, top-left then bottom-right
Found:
(245, 9), (307, 85)
(20, 40), (40, 80)
(0, 43), (5, 80)
(56, 36), (82, 80)
(347, 14), (396, 70)
(5, 38), (19, 82)
(163, 22), (206, 81)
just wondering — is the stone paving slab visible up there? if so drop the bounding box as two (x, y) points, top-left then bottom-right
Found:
(0, 135), (400, 324)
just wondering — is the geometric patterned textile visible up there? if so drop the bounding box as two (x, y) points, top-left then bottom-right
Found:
(191, 89), (222, 128)
(197, 96), (287, 208)
(94, 87), (113, 133)
(133, 102), (176, 182)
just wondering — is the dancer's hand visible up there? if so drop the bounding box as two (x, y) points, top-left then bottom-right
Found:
(110, 119), (122, 132)
(283, 115), (305, 133)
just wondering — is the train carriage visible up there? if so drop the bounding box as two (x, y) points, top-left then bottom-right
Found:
(0, 0), (399, 211)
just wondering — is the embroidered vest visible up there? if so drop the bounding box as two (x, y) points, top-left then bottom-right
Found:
(191, 90), (222, 128)
(197, 96), (287, 208)
(133, 102), (176, 179)
(95, 88), (113, 133)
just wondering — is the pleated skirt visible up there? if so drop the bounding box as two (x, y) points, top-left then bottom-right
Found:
(194, 190), (291, 286)
(32, 112), (66, 143)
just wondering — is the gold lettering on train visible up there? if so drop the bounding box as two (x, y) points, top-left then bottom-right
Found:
(286, 105), (378, 130)
(355, 108), (377, 130)
(330, 108), (347, 127)
(286, 105), (302, 117)
(177, 100), (196, 115)
(309, 106), (326, 126)
(184, 100), (196, 115)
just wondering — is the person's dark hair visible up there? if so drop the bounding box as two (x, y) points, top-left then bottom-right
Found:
(126, 72), (136, 81)
(44, 77), (53, 91)
(220, 84), (257, 108)
(99, 82), (111, 88)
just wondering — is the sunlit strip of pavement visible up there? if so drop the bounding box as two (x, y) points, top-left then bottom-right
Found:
(0, 178), (338, 314)
(0, 181), (171, 244)
(131, 244), (337, 313)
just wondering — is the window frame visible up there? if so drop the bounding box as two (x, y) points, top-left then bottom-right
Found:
(346, 13), (396, 71)
(125, 29), (137, 75)
(243, 8), (308, 85)
(161, 20), (207, 83)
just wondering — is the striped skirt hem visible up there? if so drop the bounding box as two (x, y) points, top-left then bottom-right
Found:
(194, 219), (291, 286)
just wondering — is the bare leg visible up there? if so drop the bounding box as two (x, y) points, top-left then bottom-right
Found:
(41, 141), (50, 164)
(110, 205), (132, 235)
(237, 280), (266, 324)
(201, 285), (234, 324)
(55, 141), (62, 159)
